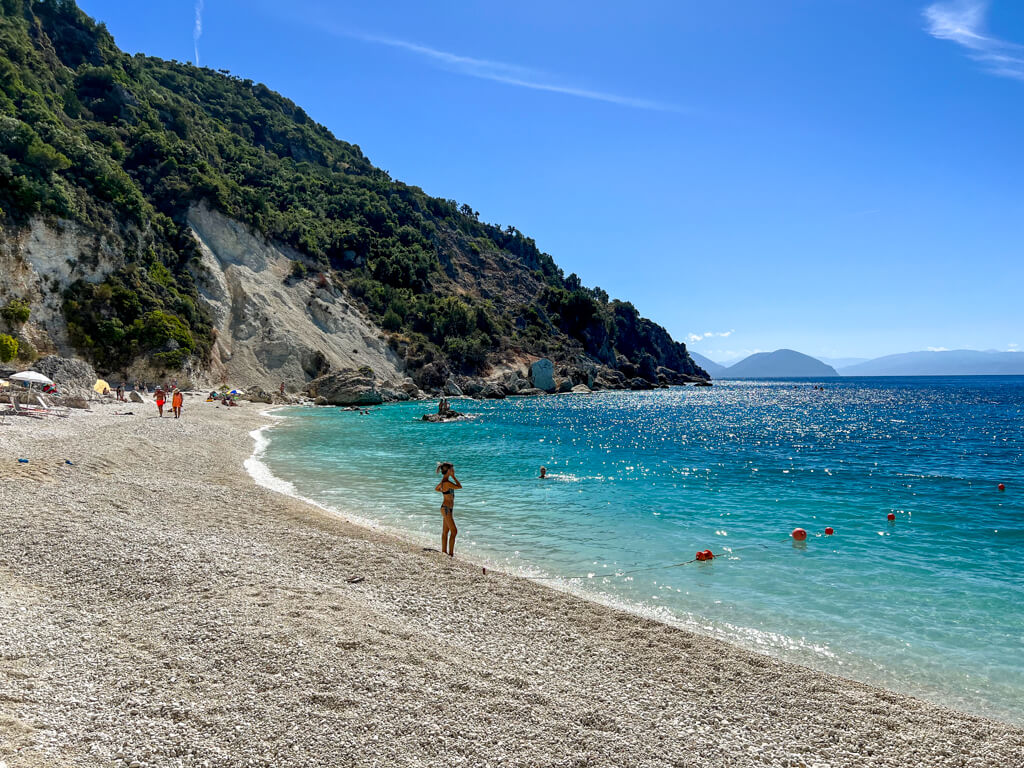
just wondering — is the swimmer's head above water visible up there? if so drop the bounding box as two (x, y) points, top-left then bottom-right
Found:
(539, 466), (547, 479)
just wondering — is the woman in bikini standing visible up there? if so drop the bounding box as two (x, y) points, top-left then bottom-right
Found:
(435, 462), (462, 557)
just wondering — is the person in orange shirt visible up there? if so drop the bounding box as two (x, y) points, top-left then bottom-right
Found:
(171, 388), (184, 419)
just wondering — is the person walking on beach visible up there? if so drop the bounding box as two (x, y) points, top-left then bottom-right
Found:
(435, 462), (462, 557)
(171, 388), (184, 419)
(155, 386), (166, 417)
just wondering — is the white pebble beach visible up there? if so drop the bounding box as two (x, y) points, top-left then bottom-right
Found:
(1, 400), (1021, 767)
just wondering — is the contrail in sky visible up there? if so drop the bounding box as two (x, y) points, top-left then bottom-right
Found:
(337, 29), (686, 113)
(193, 0), (205, 66)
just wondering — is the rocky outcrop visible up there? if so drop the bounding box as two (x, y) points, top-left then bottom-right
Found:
(306, 368), (383, 406)
(443, 377), (463, 397)
(570, 383), (592, 394)
(422, 410), (464, 422)
(478, 383), (506, 399)
(242, 388), (274, 404)
(516, 387), (548, 397)
(33, 356), (98, 397)
(529, 358), (556, 393)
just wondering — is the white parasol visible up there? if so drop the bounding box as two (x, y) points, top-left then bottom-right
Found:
(10, 371), (54, 386)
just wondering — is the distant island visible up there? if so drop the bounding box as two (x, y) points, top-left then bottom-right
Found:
(692, 348), (1024, 378)
(695, 349), (838, 379)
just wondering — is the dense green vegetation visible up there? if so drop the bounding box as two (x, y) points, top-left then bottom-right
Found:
(0, 0), (705, 380)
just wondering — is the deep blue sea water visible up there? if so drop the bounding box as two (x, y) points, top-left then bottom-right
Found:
(254, 377), (1024, 724)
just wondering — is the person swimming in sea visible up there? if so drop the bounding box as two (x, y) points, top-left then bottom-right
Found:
(539, 466), (547, 479)
(435, 462), (462, 557)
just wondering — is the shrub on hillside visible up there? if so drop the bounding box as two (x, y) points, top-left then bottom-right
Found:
(1, 298), (30, 326)
(0, 333), (18, 362)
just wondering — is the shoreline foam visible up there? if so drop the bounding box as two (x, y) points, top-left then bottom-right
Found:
(1, 403), (1021, 766)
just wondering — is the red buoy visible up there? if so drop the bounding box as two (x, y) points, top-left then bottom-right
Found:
(824, 527), (834, 535)
(998, 483), (1005, 492)
(695, 551), (707, 561)
(791, 528), (807, 541)
(887, 512), (896, 521)
(702, 549), (714, 561)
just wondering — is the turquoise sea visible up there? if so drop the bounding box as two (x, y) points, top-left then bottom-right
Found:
(253, 377), (1024, 724)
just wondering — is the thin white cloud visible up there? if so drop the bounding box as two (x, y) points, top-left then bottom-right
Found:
(927, 346), (950, 352)
(687, 329), (735, 343)
(924, 1), (1024, 81)
(340, 31), (684, 113)
(193, 0), (205, 66)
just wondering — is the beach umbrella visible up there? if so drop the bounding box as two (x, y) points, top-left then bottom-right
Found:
(230, 388), (244, 395)
(10, 370), (53, 386)
(93, 378), (111, 394)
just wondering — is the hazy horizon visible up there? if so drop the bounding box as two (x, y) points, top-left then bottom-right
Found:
(77, 0), (1023, 359)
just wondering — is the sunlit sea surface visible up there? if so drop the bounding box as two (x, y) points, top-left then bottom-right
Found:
(254, 377), (1024, 723)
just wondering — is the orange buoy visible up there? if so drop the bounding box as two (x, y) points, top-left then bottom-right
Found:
(887, 512), (896, 521)
(695, 551), (706, 561)
(702, 549), (714, 561)
(824, 526), (834, 535)
(998, 483), (1005, 491)
(791, 528), (807, 541)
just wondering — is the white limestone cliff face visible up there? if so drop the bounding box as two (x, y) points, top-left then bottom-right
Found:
(1, 208), (409, 390)
(0, 217), (123, 357)
(186, 204), (408, 390)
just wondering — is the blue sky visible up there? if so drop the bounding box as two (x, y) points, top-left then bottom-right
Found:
(77, 0), (1023, 362)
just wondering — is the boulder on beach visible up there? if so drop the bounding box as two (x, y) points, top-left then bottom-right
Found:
(306, 368), (383, 406)
(380, 388), (411, 402)
(479, 383), (506, 399)
(33, 356), (97, 396)
(570, 383), (592, 394)
(516, 387), (548, 397)
(443, 377), (463, 397)
(529, 358), (556, 393)
(129, 390), (145, 403)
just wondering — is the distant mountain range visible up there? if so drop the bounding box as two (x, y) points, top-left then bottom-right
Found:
(688, 352), (729, 378)
(837, 350), (1024, 376)
(694, 348), (1024, 379)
